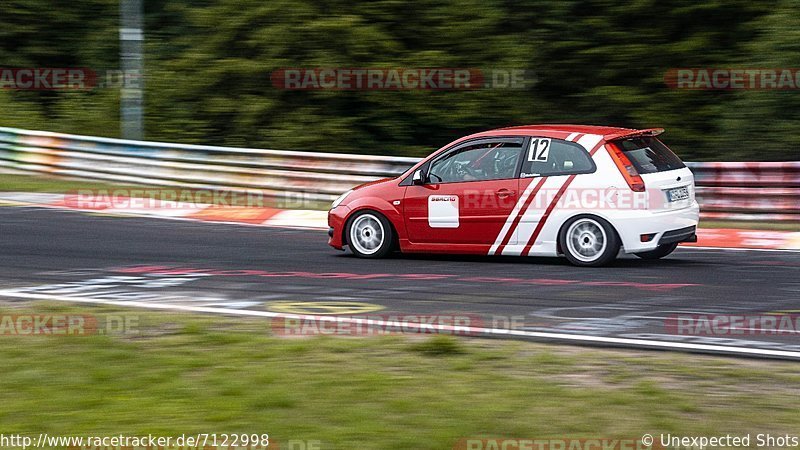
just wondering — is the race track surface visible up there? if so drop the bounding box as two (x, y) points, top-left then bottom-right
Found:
(1, 206), (799, 359)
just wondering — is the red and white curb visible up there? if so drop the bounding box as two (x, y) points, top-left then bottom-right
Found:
(683, 228), (800, 251)
(1, 192), (798, 250)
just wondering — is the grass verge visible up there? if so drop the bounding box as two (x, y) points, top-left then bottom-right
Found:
(0, 302), (798, 450)
(699, 220), (800, 232)
(0, 173), (153, 193)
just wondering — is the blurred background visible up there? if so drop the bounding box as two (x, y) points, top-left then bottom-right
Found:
(1, 0), (799, 160)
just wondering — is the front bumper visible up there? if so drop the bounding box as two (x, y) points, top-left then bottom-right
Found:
(327, 205), (350, 250)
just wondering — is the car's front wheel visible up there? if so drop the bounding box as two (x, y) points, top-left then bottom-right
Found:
(559, 215), (620, 267)
(346, 211), (394, 258)
(634, 242), (679, 260)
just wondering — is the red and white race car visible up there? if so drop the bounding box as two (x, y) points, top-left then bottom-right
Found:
(328, 125), (699, 266)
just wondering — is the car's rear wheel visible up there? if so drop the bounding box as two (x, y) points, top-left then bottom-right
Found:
(559, 215), (620, 267)
(346, 211), (394, 258)
(634, 242), (679, 260)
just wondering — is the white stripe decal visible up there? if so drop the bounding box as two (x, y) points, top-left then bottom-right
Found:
(576, 133), (603, 151)
(519, 134), (604, 256)
(499, 134), (596, 256)
(502, 176), (565, 256)
(488, 133), (586, 256)
(516, 134), (603, 256)
(508, 134), (603, 256)
(488, 180), (538, 254)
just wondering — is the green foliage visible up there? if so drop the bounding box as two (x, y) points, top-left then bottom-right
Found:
(0, 0), (797, 160)
(717, 0), (800, 160)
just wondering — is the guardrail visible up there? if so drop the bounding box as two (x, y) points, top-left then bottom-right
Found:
(0, 126), (797, 221)
(0, 127), (418, 203)
(688, 162), (800, 222)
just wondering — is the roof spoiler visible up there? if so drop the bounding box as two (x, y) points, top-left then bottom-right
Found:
(605, 128), (665, 141)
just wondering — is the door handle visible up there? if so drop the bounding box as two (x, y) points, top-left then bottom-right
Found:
(496, 189), (515, 198)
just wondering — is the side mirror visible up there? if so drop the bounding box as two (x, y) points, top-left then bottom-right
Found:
(412, 169), (426, 185)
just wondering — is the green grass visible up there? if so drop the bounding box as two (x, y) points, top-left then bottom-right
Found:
(699, 220), (800, 232)
(0, 173), (153, 193)
(1, 302), (799, 449)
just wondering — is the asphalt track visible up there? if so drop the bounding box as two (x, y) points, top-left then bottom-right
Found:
(1, 206), (799, 359)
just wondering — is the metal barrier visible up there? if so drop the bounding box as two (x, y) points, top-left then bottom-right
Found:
(688, 162), (800, 222)
(0, 127), (418, 203)
(0, 127), (797, 221)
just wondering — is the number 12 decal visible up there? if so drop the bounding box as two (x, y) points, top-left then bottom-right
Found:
(528, 138), (551, 162)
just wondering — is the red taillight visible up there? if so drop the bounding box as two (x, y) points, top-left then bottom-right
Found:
(606, 142), (646, 192)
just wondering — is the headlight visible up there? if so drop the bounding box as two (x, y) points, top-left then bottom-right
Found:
(331, 190), (353, 209)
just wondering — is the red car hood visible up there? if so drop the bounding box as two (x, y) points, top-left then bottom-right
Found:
(353, 177), (395, 191)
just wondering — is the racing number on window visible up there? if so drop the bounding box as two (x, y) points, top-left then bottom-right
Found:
(528, 138), (551, 162)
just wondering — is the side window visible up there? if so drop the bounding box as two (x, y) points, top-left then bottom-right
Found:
(429, 141), (522, 184)
(520, 138), (595, 177)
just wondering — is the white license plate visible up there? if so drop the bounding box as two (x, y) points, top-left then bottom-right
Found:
(667, 186), (690, 202)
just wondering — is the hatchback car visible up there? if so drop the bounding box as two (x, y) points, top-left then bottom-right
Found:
(328, 125), (699, 266)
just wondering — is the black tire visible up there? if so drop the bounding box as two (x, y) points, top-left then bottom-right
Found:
(558, 215), (621, 267)
(345, 210), (394, 258)
(634, 242), (679, 260)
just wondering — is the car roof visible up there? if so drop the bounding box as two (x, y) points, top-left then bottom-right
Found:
(412, 124), (667, 171)
(464, 124), (663, 140)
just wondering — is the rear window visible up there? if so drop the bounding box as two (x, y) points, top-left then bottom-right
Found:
(614, 137), (685, 174)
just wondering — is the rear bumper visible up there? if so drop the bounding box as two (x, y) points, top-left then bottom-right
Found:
(612, 200), (700, 253)
(659, 225), (697, 245)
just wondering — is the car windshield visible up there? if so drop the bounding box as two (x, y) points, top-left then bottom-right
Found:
(429, 141), (522, 183)
(614, 136), (685, 174)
